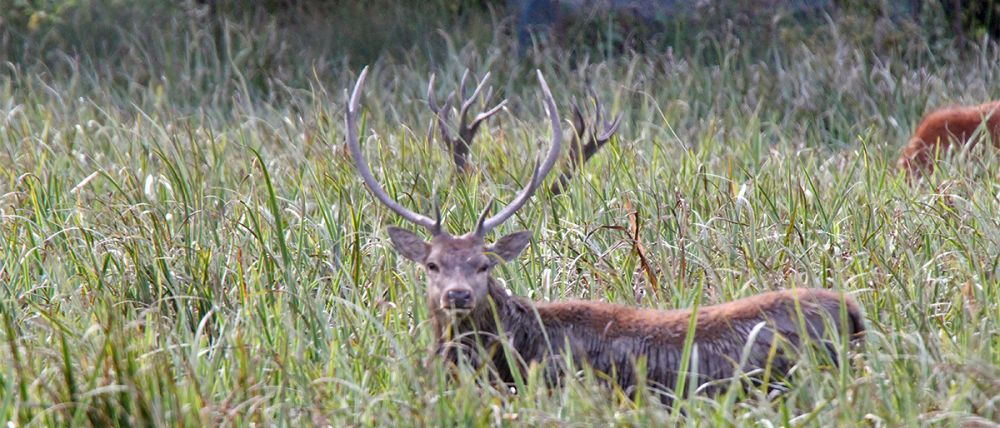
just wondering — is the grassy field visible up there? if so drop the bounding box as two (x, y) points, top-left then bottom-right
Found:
(2, 1), (1000, 426)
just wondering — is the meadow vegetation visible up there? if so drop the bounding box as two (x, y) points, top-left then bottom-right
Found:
(1, 1), (1000, 425)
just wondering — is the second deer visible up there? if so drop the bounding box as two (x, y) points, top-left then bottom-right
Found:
(347, 67), (864, 401)
(897, 101), (1000, 177)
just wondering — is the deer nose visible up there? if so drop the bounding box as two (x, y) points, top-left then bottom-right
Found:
(445, 289), (473, 309)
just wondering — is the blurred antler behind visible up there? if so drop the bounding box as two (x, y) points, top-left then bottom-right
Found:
(549, 92), (622, 195)
(427, 70), (507, 173)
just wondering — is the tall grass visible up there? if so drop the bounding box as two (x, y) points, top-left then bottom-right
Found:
(1, 1), (999, 425)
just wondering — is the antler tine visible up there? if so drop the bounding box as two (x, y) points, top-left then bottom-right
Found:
(437, 93), (456, 147)
(454, 69), (471, 131)
(458, 69), (470, 100)
(470, 99), (508, 129)
(427, 74), (455, 122)
(459, 71), (489, 121)
(347, 66), (440, 234)
(483, 87), (494, 106)
(432, 191), (443, 232)
(598, 112), (623, 142)
(473, 198), (495, 238)
(427, 74), (441, 113)
(479, 70), (562, 233)
(592, 91), (603, 127)
(548, 102), (586, 196)
(460, 71), (507, 136)
(427, 73), (458, 151)
(589, 89), (622, 142)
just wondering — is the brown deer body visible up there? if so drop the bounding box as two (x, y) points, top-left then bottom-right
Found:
(898, 101), (1000, 176)
(346, 67), (864, 401)
(427, 275), (863, 397)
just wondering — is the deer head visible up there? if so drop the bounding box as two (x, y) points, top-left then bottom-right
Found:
(427, 70), (508, 173)
(346, 67), (561, 315)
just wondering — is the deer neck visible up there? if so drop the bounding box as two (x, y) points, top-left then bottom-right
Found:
(431, 277), (545, 367)
(434, 278), (532, 337)
(484, 277), (535, 330)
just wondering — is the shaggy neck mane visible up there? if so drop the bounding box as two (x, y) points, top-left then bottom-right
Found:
(432, 279), (539, 374)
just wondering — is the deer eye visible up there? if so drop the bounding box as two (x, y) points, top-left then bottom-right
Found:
(477, 264), (489, 273)
(426, 262), (439, 273)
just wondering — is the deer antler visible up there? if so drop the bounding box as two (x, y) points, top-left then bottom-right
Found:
(347, 67), (559, 238)
(475, 70), (561, 237)
(346, 66), (442, 235)
(428, 70), (508, 172)
(549, 92), (623, 195)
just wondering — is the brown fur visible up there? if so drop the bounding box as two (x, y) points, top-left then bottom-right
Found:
(434, 277), (864, 401)
(897, 101), (1000, 176)
(351, 66), (864, 402)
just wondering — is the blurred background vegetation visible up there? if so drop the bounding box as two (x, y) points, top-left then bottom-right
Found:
(3, 0), (998, 121)
(3, 1), (1000, 425)
(4, 0), (998, 69)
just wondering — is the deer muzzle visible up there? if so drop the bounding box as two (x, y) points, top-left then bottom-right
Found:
(444, 289), (474, 310)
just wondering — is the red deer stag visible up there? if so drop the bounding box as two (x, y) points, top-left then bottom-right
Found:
(346, 67), (865, 401)
(897, 101), (1000, 177)
(427, 70), (508, 173)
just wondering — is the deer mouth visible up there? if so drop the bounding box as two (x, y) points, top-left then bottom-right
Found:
(443, 303), (474, 312)
(441, 305), (474, 316)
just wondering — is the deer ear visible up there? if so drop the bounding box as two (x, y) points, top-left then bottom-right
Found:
(487, 231), (533, 263)
(387, 227), (430, 262)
